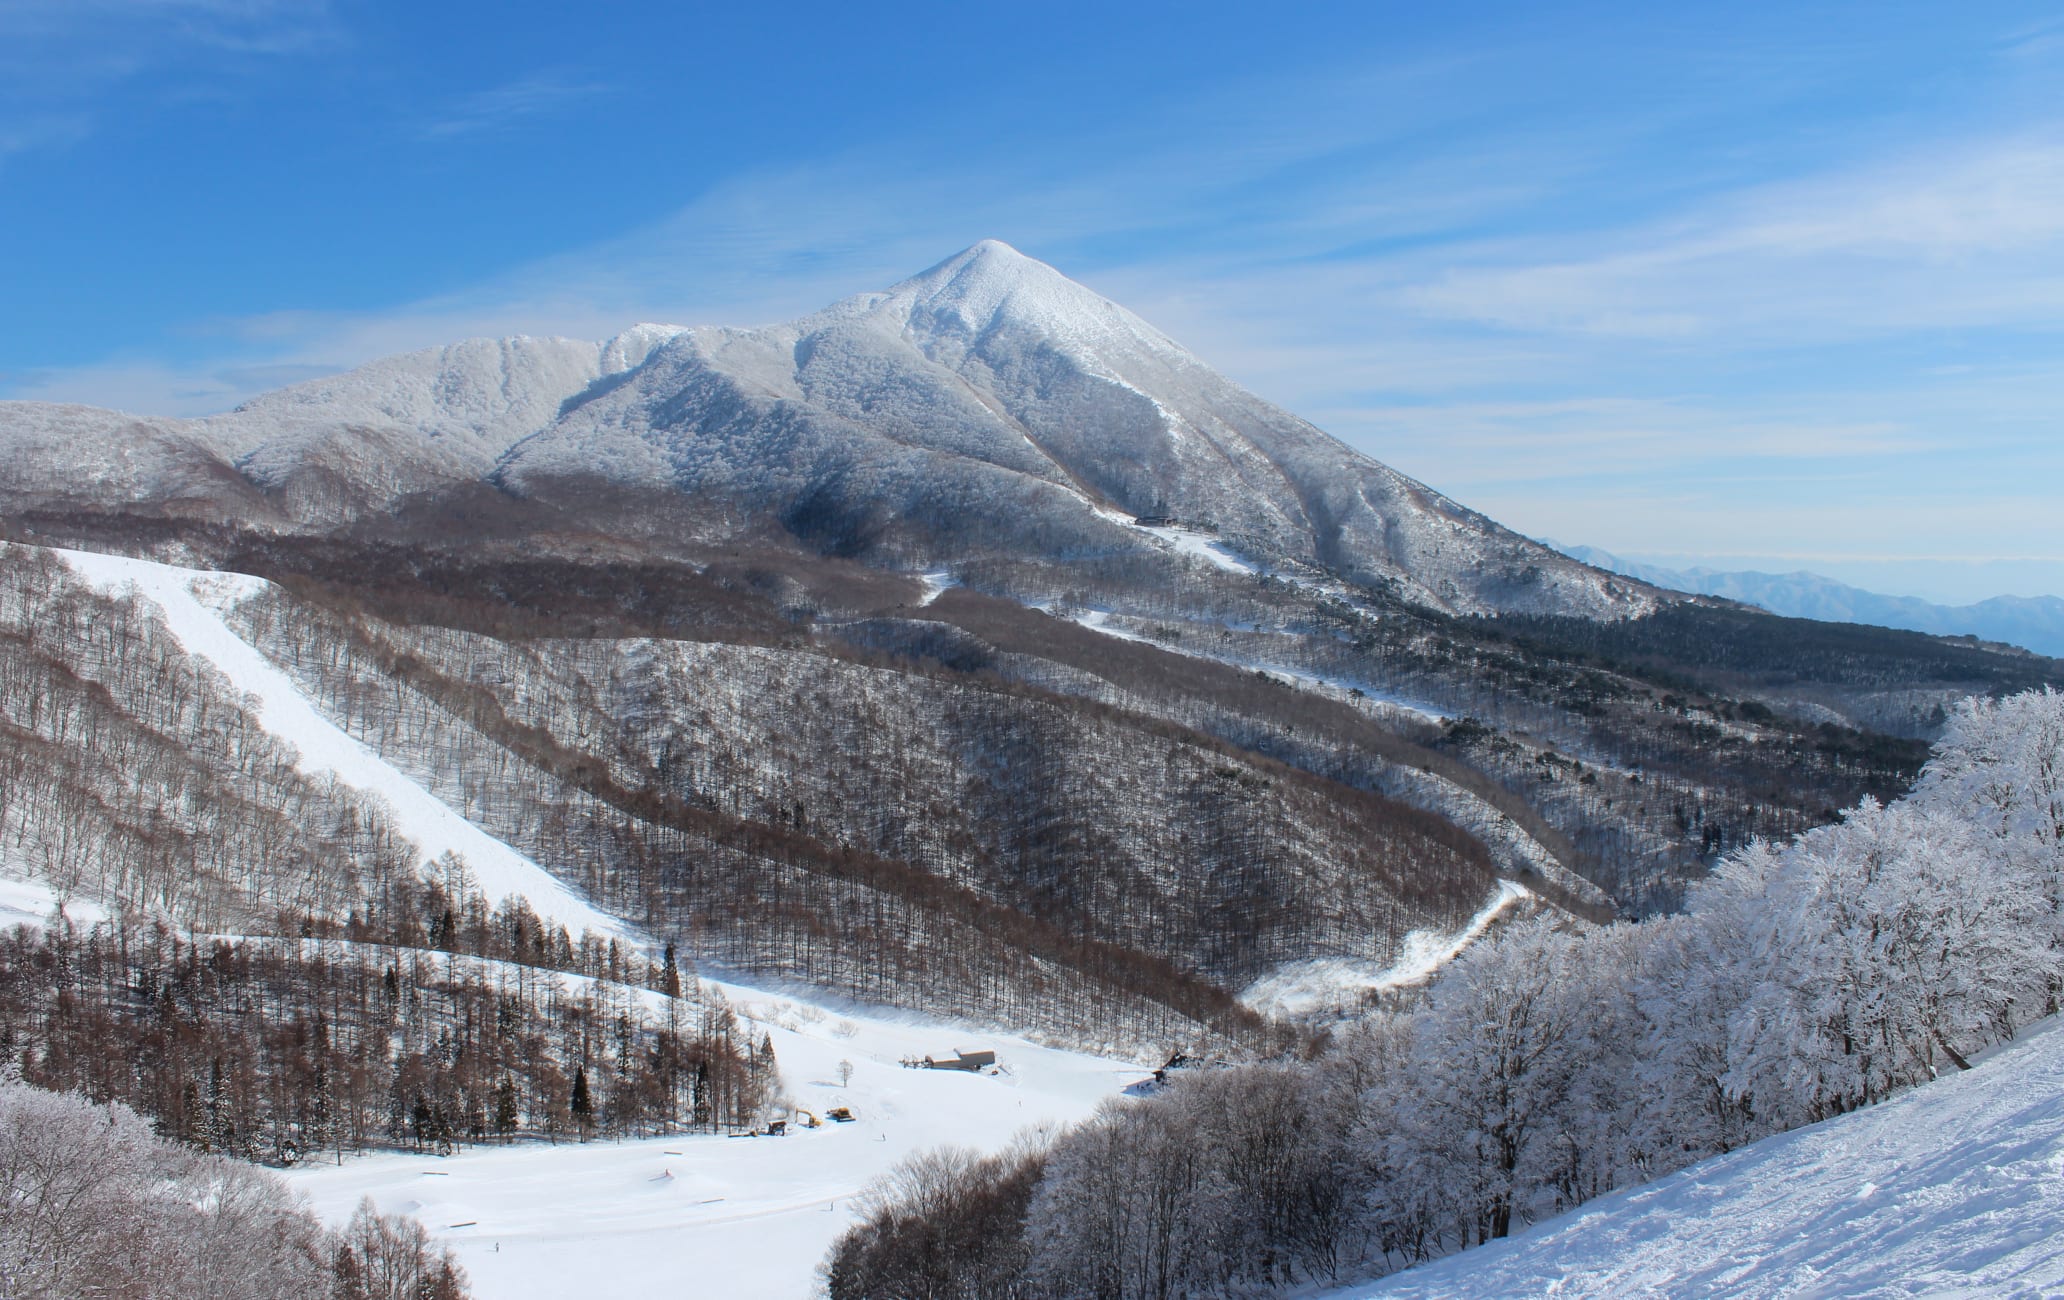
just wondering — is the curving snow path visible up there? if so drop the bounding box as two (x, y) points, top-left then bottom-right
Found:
(55, 548), (619, 936)
(1240, 879), (1529, 1019)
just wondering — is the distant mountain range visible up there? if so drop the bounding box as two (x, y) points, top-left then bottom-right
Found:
(1552, 542), (2064, 658)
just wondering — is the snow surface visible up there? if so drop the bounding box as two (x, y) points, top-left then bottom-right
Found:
(286, 976), (1145, 1299)
(54, 549), (618, 937)
(1331, 1015), (2064, 1299)
(1240, 880), (1529, 1020)
(1131, 523), (1262, 577)
(0, 871), (109, 930)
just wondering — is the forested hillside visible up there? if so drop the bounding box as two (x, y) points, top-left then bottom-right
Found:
(3, 541), (1514, 1056)
(826, 687), (2064, 1299)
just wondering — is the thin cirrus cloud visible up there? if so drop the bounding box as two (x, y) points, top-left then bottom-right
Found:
(417, 72), (609, 141)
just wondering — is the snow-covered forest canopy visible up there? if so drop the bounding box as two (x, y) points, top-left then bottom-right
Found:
(825, 687), (2064, 1299)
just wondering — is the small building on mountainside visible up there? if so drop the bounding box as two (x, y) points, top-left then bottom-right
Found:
(922, 1049), (997, 1072)
(1132, 498), (1177, 527)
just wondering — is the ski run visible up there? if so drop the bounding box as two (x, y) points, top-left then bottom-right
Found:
(54, 547), (619, 938)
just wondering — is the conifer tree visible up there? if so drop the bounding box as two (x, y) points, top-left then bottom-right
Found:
(571, 1065), (593, 1139)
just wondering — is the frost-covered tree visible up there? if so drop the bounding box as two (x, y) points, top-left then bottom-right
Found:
(1379, 917), (1589, 1243)
(1720, 799), (2053, 1127)
(0, 1075), (464, 1298)
(1914, 687), (2064, 1011)
(1915, 687), (2064, 854)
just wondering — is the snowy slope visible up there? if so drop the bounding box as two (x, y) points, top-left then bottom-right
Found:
(0, 328), (684, 517)
(54, 548), (618, 936)
(504, 240), (1655, 617)
(1332, 1016), (2064, 1299)
(286, 977), (1143, 1299)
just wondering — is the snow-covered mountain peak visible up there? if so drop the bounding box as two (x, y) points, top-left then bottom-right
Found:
(0, 243), (1664, 619)
(870, 239), (1198, 371)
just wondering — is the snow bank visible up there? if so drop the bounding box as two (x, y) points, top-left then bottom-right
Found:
(1333, 1016), (2064, 1299)
(55, 549), (619, 937)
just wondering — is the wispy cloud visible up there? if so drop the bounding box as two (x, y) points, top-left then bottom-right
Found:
(418, 71), (607, 140)
(0, 0), (338, 159)
(1399, 135), (2064, 341)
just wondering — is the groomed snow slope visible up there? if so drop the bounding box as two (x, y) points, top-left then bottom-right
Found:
(1333, 1016), (2064, 1299)
(54, 548), (618, 937)
(286, 978), (1143, 1299)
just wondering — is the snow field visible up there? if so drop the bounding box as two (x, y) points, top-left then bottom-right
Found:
(287, 977), (1146, 1298)
(914, 568), (957, 606)
(1333, 1015), (2064, 1300)
(54, 549), (620, 937)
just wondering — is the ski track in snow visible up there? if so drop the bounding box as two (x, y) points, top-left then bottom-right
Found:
(1063, 607), (1446, 723)
(1240, 879), (1530, 1019)
(54, 549), (619, 937)
(287, 974), (1145, 1299)
(1329, 1015), (2064, 1300)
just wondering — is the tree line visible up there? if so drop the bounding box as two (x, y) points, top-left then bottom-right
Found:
(4, 899), (778, 1168)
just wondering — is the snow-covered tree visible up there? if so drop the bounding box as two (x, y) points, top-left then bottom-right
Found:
(1379, 917), (1590, 1243)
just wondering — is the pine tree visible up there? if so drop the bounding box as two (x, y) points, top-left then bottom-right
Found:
(570, 1065), (593, 1139)
(494, 1076), (518, 1143)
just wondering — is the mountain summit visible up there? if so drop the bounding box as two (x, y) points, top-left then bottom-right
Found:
(0, 242), (1649, 617)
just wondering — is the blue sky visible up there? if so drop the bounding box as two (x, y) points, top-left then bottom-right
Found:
(3, 1), (2062, 604)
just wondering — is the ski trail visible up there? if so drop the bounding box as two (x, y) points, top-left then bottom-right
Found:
(56, 548), (619, 936)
